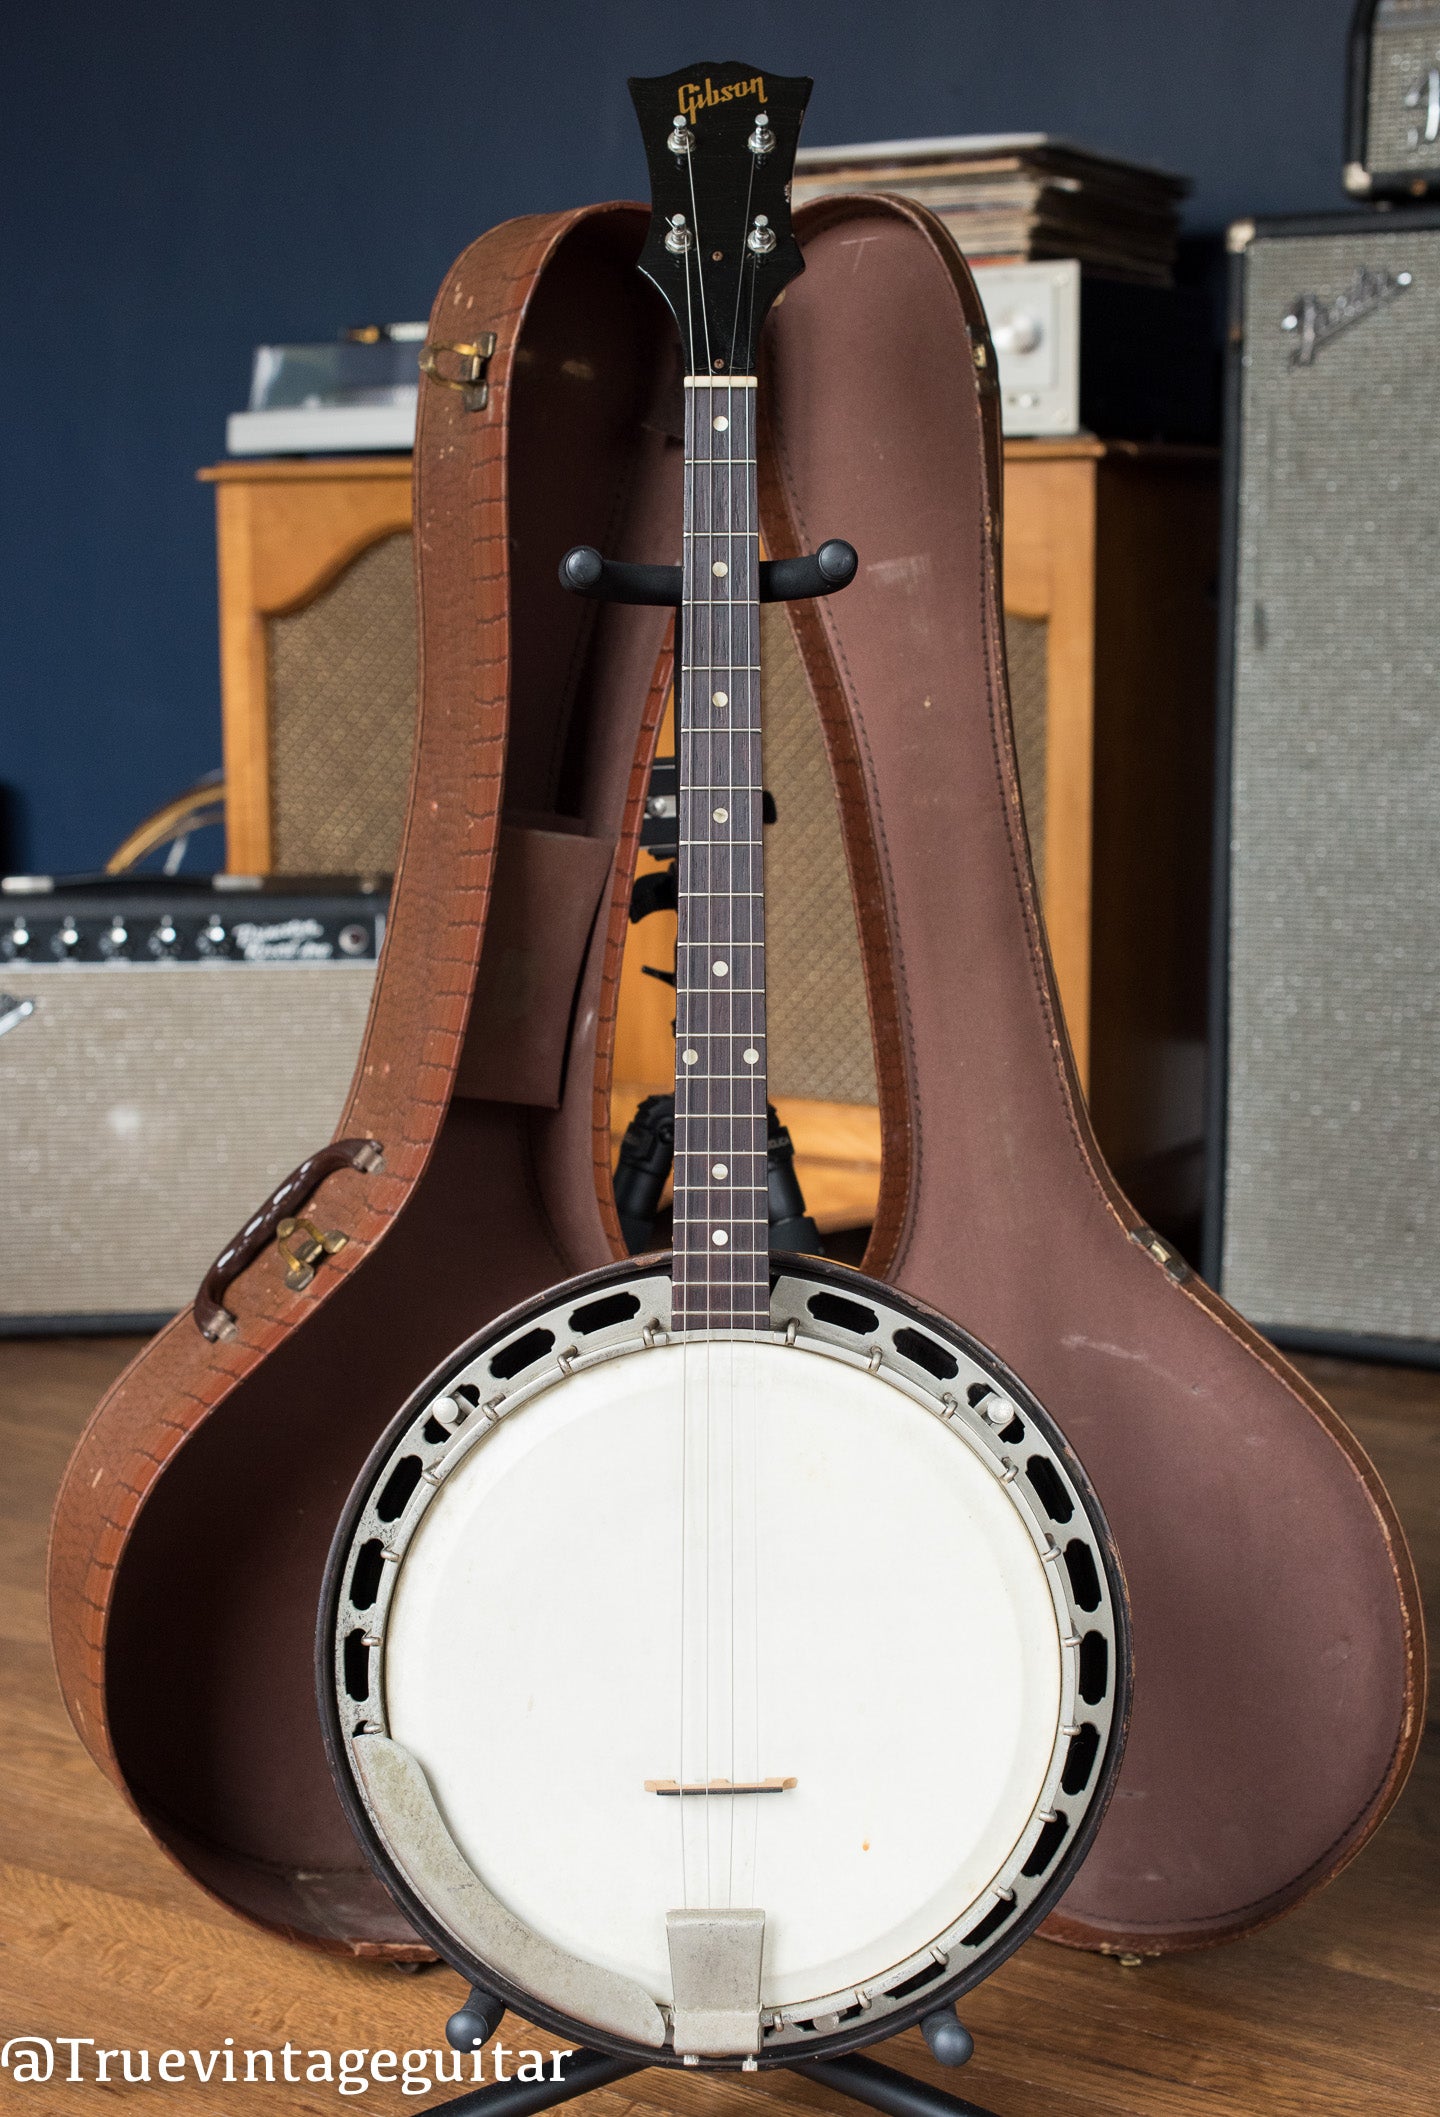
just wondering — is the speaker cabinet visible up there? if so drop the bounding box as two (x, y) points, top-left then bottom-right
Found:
(1347, 0), (1440, 200)
(201, 457), (415, 876)
(0, 883), (382, 1328)
(1208, 209), (1440, 1359)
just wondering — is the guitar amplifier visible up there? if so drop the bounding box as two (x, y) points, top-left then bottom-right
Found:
(1207, 209), (1440, 1360)
(972, 261), (1217, 440)
(1346, 0), (1440, 199)
(0, 876), (384, 1331)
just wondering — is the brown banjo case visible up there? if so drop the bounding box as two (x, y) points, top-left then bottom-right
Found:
(47, 201), (684, 1956)
(761, 193), (1424, 1954)
(49, 193), (1422, 1965)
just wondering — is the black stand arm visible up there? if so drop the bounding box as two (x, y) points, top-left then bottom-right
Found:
(559, 540), (857, 607)
(431, 2050), (644, 2117)
(424, 2047), (998, 2117)
(429, 1986), (999, 2117)
(795, 2052), (998, 2117)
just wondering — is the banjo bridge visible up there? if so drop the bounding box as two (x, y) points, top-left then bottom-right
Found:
(644, 1776), (797, 1796)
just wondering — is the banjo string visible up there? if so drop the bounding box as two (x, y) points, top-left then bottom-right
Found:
(679, 240), (765, 1910)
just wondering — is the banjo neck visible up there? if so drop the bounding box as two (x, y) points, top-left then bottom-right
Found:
(627, 61), (811, 1333)
(671, 374), (768, 1333)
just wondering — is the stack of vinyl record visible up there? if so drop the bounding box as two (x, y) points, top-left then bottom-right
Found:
(792, 133), (1189, 285)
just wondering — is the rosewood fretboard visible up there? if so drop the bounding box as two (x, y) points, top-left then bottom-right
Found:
(671, 375), (768, 1334)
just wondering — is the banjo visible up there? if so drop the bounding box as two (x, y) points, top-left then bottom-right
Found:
(321, 60), (1128, 2072)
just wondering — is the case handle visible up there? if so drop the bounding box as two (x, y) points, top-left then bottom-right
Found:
(193, 1137), (384, 1341)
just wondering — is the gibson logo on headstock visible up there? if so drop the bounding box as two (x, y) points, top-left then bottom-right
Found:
(677, 75), (765, 122)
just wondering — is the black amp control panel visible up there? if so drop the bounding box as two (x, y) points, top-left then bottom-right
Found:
(0, 877), (388, 968)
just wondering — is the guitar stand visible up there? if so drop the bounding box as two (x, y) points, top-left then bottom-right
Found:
(559, 537), (859, 609)
(564, 531), (856, 1270)
(613, 1094), (821, 1256)
(427, 1986), (1002, 2117)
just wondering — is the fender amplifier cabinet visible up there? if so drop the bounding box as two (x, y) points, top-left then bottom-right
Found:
(1346, 0), (1440, 199)
(1207, 209), (1440, 1360)
(0, 876), (384, 1331)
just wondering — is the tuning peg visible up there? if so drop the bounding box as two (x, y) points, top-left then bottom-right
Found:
(668, 114), (694, 156)
(747, 214), (777, 256)
(748, 109), (773, 158)
(665, 213), (693, 256)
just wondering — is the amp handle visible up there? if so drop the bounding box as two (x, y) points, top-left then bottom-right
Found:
(193, 1136), (384, 1342)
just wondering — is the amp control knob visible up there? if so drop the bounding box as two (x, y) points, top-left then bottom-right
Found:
(148, 919), (180, 959)
(196, 917), (228, 957)
(990, 311), (1043, 356)
(3, 919), (30, 958)
(54, 918), (81, 958)
(100, 919), (129, 959)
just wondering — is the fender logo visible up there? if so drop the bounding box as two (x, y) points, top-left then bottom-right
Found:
(677, 75), (765, 123)
(1282, 265), (1413, 367)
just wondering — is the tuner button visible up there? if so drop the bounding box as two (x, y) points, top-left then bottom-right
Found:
(747, 214), (777, 256)
(665, 214), (693, 256)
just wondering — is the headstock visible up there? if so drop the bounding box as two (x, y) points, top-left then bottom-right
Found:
(629, 62), (812, 376)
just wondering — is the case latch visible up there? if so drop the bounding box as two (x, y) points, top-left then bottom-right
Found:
(276, 1214), (348, 1291)
(1130, 1224), (1190, 1284)
(420, 333), (498, 410)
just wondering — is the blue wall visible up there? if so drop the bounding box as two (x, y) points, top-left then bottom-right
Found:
(3, 0), (1361, 874)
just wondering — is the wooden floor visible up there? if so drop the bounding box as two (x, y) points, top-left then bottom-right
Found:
(1, 1337), (1435, 2115)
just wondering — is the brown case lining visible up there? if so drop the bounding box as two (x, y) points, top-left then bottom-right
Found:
(47, 192), (1423, 1964)
(761, 193), (1425, 1950)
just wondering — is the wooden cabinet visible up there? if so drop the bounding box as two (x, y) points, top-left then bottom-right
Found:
(203, 440), (1217, 1243)
(612, 441), (1219, 1242)
(1004, 441), (1219, 1245)
(1000, 441), (1218, 1107)
(199, 456), (414, 876)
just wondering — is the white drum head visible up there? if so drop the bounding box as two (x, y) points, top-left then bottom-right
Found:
(385, 1337), (1060, 2006)
(328, 1266), (1123, 2052)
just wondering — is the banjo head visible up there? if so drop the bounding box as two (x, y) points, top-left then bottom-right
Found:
(320, 1256), (1128, 2067)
